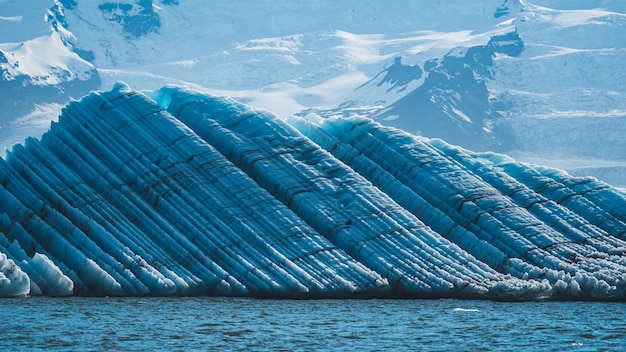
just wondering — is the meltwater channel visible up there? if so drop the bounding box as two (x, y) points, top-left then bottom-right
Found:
(2, 297), (625, 351)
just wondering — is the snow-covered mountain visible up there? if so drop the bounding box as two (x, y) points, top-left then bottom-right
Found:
(0, 0), (100, 148)
(1, 0), (625, 187)
(2, 84), (626, 299)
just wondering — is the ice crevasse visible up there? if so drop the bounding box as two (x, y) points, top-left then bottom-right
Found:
(1, 82), (625, 300)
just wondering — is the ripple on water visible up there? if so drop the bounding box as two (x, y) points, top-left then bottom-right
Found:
(1, 298), (626, 351)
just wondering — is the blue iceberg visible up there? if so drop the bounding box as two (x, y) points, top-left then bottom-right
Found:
(1, 82), (625, 300)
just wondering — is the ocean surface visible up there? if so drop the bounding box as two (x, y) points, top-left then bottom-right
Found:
(1, 297), (625, 351)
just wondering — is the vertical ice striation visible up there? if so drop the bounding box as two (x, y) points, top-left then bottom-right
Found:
(1, 83), (625, 300)
(0, 83), (387, 297)
(156, 86), (547, 299)
(291, 115), (626, 299)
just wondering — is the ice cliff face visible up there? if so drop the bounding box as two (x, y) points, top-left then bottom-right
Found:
(1, 84), (625, 300)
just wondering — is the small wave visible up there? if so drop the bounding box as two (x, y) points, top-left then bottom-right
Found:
(452, 308), (480, 312)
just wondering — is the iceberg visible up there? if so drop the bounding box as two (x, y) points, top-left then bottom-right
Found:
(0, 252), (29, 297)
(0, 82), (625, 300)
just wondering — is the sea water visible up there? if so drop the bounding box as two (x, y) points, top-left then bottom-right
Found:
(1, 297), (625, 351)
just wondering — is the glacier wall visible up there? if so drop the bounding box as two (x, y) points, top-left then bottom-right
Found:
(1, 83), (626, 300)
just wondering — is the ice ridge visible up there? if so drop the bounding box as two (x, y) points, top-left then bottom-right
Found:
(1, 83), (625, 300)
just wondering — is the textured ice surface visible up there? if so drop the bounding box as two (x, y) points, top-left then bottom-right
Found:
(1, 83), (625, 300)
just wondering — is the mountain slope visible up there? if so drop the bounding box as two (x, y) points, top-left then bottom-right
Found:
(0, 0), (100, 149)
(0, 0), (624, 187)
(370, 31), (524, 151)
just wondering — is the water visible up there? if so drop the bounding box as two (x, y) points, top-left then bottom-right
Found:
(1, 297), (625, 351)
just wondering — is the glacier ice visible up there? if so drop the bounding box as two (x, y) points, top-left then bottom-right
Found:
(0, 252), (30, 297)
(1, 82), (625, 300)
